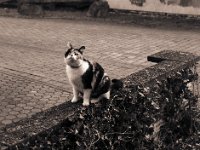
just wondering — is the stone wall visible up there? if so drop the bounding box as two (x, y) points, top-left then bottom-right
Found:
(107, 0), (200, 15)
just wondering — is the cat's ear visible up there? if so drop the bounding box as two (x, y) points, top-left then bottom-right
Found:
(67, 42), (73, 49)
(65, 42), (73, 57)
(78, 46), (85, 54)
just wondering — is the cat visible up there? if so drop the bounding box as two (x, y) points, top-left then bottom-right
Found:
(64, 42), (122, 106)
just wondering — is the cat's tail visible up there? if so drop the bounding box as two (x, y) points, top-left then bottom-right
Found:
(111, 79), (123, 90)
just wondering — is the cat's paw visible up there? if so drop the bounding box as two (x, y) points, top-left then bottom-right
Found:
(82, 100), (90, 106)
(71, 97), (79, 103)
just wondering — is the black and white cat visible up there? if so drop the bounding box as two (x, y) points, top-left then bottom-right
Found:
(64, 42), (112, 106)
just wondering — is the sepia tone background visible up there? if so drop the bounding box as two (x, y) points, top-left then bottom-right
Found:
(0, 0), (199, 149)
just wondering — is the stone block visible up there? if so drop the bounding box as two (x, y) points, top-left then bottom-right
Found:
(124, 50), (200, 87)
(17, 3), (44, 16)
(87, 0), (109, 17)
(130, 0), (146, 6)
(147, 50), (200, 63)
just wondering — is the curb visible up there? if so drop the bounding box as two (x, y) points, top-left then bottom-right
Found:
(0, 8), (200, 29)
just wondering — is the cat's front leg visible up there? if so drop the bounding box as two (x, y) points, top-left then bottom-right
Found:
(83, 89), (92, 106)
(71, 87), (79, 103)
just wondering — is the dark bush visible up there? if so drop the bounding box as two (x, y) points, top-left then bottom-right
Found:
(14, 67), (200, 150)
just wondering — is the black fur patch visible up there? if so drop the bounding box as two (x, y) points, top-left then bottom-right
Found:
(93, 62), (104, 91)
(81, 60), (93, 89)
(80, 61), (111, 98)
(65, 48), (83, 58)
(91, 75), (111, 98)
(65, 48), (73, 58)
(91, 62), (111, 98)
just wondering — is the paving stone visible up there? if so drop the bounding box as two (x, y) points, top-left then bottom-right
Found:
(43, 95), (52, 99)
(12, 118), (21, 123)
(40, 98), (50, 103)
(0, 112), (8, 117)
(26, 102), (37, 107)
(5, 115), (16, 120)
(24, 106), (34, 110)
(47, 100), (57, 104)
(6, 105), (15, 109)
(43, 104), (54, 109)
(57, 98), (67, 103)
(17, 114), (27, 118)
(17, 104), (27, 108)
(2, 120), (12, 125)
(31, 108), (42, 113)
(14, 98), (23, 101)
(0, 117), (4, 121)
(9, 111), (20, 115)
(1, 102), (8, 106)
(20, 110), (30, 114)
(33, 104), (45, 109)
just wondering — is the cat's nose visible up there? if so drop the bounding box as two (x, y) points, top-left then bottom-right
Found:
(69, 55), (74, 60)
(68, 54), (72, 58)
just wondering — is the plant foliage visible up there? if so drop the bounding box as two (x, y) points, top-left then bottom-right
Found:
(15, 67), (200, 150)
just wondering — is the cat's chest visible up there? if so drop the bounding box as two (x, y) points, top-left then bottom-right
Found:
(66, 62), (89, 88)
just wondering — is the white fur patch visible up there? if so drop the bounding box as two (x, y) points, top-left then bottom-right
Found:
(66, 60), (89, 92)
(83, 89), (92, 106)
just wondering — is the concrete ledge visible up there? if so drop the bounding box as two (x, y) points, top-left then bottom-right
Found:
(1, 50), (199, 148)
(124, 50), (200, 87)
(0, 100), (80, 147)
(147, 50), (200, 63)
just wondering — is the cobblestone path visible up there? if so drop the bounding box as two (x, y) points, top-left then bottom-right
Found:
(0, 16), (200, 127)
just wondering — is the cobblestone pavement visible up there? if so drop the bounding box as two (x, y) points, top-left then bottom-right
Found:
(0, 68), (68, 127)
(0, 16), (200, 127)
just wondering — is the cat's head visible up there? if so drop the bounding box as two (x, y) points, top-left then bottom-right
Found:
(64, 42), (85, 68)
